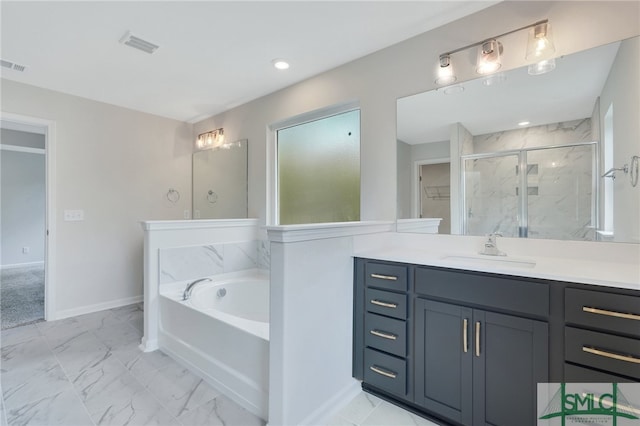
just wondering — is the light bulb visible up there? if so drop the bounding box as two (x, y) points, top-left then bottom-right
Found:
(526, 22), (555, 61)
(476, 40), (502, 75)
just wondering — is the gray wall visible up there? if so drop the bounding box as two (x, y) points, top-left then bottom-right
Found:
(1, 129), (46, 266)
(194, 1), (639, 226)
(599, 36), (640, 243)
(1, 81), (193, 317)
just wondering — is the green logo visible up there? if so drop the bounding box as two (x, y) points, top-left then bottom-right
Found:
(539, 383), (640, 425)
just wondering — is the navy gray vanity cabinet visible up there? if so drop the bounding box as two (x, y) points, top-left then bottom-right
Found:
(354, 258), (411, 399)
(414, 299), (473, 424)
(414, 268), (549, 426)
(354, 258), (551, 426)
(564, 287), (640, 381)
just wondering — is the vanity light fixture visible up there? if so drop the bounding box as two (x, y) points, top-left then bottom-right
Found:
(436, 54), (457, 85)
(526, 22), (555, 61)
(476, 39), (502, 74)
(196, 128), (225, 150)
(435, 19), (556, 85)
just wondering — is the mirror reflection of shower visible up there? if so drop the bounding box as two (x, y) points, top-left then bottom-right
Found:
(462, 142), (596, 240)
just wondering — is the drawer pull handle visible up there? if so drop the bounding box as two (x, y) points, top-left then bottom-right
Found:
(370, 329), (397, 340)
(370, 299), (398, 309)
(475, 321), (481, 357)
(582, 346), (640, 365)
(369, 365), (397, 379)
(370, 273), (398, 281)
(582, 306), (640, 321)
(463, 318), (469, 353)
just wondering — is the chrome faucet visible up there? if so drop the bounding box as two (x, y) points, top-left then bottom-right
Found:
(182, 278), (212, 301)
(480, 233), (506, 256)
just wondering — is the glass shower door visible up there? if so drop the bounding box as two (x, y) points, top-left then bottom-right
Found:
(526, 145), (596, 240)
(463, 154), (520, 237)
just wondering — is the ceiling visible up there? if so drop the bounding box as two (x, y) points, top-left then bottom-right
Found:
(0, 1), (496, 123)
(397, 41), (621, 145)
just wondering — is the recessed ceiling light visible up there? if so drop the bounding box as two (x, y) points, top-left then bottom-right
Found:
(272, 59), (290, 70)
(518, 121), (530, 126)
(443, 85), (464, 95)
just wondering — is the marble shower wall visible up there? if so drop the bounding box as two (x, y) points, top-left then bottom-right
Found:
(464, 119), (595, 241)
(472, 118), (593, 154)
(159, 240), (270, 284)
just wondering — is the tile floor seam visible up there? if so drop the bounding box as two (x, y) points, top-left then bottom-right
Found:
(39, 325), (98, 426)
(80, 308), (187, 426)
(116, 356), (186, 426)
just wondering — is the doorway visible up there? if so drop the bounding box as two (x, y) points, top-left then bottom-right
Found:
(0, 114), (55, 327)
(419, 162), (451, 234)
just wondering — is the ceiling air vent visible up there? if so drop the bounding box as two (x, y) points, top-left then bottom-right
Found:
(119, 31), (159, 54)
(1, 59), (27, 72)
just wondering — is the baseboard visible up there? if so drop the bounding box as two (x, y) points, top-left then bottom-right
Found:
(286, 379), (362, 426)
(0, 261), (45, 270)
(54, 295), (143, 320)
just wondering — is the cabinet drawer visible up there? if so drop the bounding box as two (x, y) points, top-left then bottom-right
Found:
(365, 313), (407, 357)
(364, 348), (407, 397)
(365, 262), (408, 291)
(415, 266), (549, 318)
(565, 327), (640, 380)
(564, 363), (635, 383)
(565, 288), (640, 338)
(365, 288), (407, 319)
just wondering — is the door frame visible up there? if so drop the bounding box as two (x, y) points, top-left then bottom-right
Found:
(412, 157), (450, 219)
(1, 112), (57, 320)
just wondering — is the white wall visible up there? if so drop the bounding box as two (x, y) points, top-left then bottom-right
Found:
(1, 129), (46, 266)
(194, 1), (639, 226)
(599, 36), (640, 243)
(1, 80), (193, 318)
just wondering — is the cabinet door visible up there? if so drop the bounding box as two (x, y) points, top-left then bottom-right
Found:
(415, 299), (473, 425)
(472, 310), (549, 426)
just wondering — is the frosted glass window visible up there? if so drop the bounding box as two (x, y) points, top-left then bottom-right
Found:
(277, 109), (360, 225)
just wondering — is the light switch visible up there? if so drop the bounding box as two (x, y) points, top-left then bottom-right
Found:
(183, 210), (190, 219)
(64, 209), (84, 221)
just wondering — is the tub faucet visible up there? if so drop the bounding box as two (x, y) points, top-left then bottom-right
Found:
(182, 278), (212, 301)
(480, 233), (506, 256)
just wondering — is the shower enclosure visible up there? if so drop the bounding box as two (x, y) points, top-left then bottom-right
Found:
(462, 142), (597, 241)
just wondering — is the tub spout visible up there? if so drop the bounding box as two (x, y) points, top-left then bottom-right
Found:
(182, 278), (212, 301)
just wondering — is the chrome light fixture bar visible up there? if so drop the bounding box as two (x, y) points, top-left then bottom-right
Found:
(436, 19), (555, 85)
(196, 128), (225, 150)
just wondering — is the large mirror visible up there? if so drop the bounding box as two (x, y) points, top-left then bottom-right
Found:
(397, 36), (639, 243)
(192, 139), (248, 219)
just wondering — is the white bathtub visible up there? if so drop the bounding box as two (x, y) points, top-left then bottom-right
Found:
(158, 269), (269, 420)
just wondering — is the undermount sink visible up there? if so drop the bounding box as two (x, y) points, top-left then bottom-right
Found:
(441, 255), (536, 269)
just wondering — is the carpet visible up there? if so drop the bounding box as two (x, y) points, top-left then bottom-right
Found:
(1, 265), (44, 330)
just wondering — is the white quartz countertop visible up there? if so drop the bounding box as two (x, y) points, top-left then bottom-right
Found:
(354, 247), (640, 291)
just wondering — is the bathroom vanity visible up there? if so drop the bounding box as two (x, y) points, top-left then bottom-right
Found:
(353, 257), (640, 426)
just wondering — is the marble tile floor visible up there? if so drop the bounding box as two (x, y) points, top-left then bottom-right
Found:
(1, 303), (438, 426)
